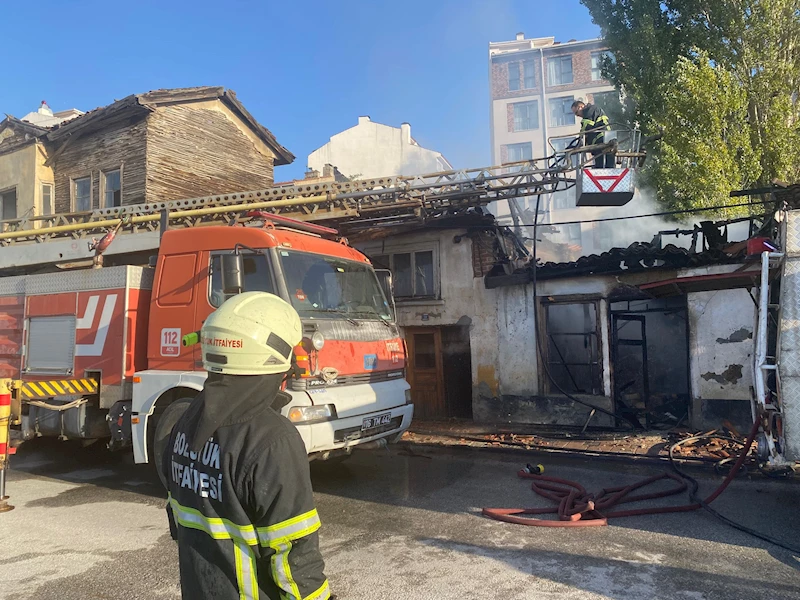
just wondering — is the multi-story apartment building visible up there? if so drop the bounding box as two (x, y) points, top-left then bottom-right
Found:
(489, 33), (621, 257)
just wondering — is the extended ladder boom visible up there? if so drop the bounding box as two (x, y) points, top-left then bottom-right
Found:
(0, 143), (625, 272)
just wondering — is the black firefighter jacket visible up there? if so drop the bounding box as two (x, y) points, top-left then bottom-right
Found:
(164, 373), (330, 600)
(579, 103), (611, 146)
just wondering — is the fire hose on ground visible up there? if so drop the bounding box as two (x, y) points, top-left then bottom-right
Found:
(482, 419), (800, 553)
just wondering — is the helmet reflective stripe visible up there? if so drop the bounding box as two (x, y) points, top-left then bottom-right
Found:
(201, 292), (303, 376)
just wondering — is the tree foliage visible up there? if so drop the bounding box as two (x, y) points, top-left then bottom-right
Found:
(581, 0), (800, 211)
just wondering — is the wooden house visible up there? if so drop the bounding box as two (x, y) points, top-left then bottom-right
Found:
(44, 87), (294, 213)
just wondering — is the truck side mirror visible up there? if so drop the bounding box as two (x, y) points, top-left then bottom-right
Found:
(375, 269), (396, 317)
(221, 253), (244, 295)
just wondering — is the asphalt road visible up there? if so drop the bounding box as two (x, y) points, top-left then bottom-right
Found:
(1, 439), (799, 600)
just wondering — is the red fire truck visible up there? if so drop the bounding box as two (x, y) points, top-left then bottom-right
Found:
(1, 215), (412, 465)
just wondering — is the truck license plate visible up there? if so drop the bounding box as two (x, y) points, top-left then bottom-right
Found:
(362, 412), (392, 431)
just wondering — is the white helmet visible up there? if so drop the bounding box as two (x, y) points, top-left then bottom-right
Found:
(201, 292), (302, 375)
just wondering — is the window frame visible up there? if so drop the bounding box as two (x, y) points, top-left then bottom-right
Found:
(591, 51), (613, 81)
(539, 298), (603, 396)
(41, 182), (53, 216)
(505, 142), (533, 163)
(547, 55), (574, 86)
(522, 59), (536, 89)
(552, 191), (572, 210)
(363, 243), (440, 302)
(0, 186), (17, 221)
(548, 95), (575, 128)
(101, 167), (123, 209)
(512, 100), (539, 132)
(71, 175), (92, 213)
(508, 62), (521, 91)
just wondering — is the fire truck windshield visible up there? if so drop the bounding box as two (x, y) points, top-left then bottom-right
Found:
(279, 250), (392, 321)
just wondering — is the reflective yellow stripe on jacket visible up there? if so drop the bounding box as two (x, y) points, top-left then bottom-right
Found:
(169, 495), (259, 599)
(257, 509), (329, 600)
(169, 496), (329, 600)
(581, 115), (610, 132)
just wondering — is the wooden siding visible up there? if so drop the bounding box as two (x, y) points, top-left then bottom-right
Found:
(53, 119), (147, 212)
(145, 104), (275, 203)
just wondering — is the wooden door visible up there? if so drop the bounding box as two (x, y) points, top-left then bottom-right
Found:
(406, 327), (445, 419)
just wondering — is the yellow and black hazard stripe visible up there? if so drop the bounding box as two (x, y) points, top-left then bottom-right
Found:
(19, 378), (99, 399)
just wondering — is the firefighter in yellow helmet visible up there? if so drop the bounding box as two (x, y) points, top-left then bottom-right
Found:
(164, 292), (331, 600)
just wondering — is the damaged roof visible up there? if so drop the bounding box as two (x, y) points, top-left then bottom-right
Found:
(534, 243), (745, 280)
(0, 115), (50, 156)
(485, 241), (746, 288)
(45, 86), (294, 165)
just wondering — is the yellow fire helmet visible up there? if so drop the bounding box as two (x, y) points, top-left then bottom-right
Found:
(200, 292), (303, 375)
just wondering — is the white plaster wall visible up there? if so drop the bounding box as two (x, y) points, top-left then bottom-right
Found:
(357, 229), (501, 401)
(308, 118), (451, 179)
(688, 290), (755, 401)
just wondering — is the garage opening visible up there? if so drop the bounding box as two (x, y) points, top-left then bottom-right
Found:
(610, 296), (690, 428)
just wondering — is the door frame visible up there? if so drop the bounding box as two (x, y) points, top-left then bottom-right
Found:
(404, 326), (445, 419)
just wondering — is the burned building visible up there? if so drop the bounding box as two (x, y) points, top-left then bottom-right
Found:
(354, 206), (782, 432)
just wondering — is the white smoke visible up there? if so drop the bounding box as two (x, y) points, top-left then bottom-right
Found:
(541, 186), (752, 257)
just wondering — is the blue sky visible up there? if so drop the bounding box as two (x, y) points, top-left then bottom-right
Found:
(1, 0), (599, 181)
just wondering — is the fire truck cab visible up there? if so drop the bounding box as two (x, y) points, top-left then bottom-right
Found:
(133, 221), (413, 464)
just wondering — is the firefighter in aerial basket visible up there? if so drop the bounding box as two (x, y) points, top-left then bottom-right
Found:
(164, 291), (331, 600)
(571, 99), (614, 169)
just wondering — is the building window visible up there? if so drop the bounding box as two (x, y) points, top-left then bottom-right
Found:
(552, 191), (572, 210)
(103, 169), (122, 208)
(41, 183), (53, 216)
(369, 248), (438, 300)
(547, 55), (573, 86)
(591, 51), (613, 81)
(508, 62), (521, 91)
(542, 301), (602, 395)
(512, 101), (539, 131)
(0, 188), (17, 220)
(506, 142), (533, 162)
(592, 90), (623, 122)
(549, 96), (575, 127)
(523, 60), (536, 89)
(566, 224), (582, 245)
(593, 223), (614, 250)
(73, 177), (91, 212)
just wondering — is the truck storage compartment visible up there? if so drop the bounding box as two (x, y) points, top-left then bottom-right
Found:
(0, 266), (153, 441)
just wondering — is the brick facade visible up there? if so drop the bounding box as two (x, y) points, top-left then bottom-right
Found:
(491, 43), (611, 101)
(490, 55), (542, 101)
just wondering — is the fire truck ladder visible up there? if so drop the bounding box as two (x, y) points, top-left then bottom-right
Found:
(0, 138), (640, 272)
(753, 250), (791, 467)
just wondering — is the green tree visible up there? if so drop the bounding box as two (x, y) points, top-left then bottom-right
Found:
(654, 52), (760, 212)
(581, 0), (800, 210)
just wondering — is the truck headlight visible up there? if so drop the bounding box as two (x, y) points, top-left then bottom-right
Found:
(288, 404), (336, 424)
(405, 389), (412, 404)
(311, 331), (325, 351)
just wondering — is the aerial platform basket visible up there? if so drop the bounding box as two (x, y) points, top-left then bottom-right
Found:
(549, 127), (649, 208)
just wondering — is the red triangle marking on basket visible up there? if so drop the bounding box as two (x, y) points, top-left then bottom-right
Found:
(584, 168), (629, 193)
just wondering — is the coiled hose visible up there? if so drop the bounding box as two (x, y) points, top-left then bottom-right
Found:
(482, 420), (800, 552)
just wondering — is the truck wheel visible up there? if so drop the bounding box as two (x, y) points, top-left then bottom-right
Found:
(152, 398), (193, 489)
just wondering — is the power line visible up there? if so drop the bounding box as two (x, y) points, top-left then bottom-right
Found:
(516, 199), (774, 228)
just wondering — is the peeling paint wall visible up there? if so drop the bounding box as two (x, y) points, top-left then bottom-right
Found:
(359, 228), (755, 430)
(688, 290), (755, 429)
